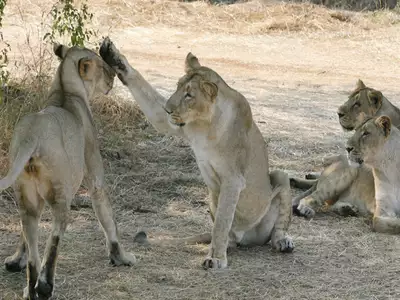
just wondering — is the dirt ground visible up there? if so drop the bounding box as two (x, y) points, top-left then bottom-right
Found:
(1, 1), (400, 299)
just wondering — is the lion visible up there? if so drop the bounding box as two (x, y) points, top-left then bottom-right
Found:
(346, 115), (400, 233)
(99, 37), (294, 270)
(292, 80), (400, 218)
(0, 44), (136, 300)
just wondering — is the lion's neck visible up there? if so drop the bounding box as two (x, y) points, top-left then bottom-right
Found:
(378, 97), (400, 128)
(372, 128), (400, 190)
(46, 59), (94, 128)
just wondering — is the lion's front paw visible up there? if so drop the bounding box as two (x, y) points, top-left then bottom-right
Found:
(297, 201), (316, 219)
(274, 236), (294, 253)
(202, 256), (228, 270)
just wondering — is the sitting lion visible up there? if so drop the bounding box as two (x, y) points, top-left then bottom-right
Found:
(292, 80), (400, 218)
(100, 37), (294, 270)
(0, 44), (135, 300)
(347, 115), (400, 233)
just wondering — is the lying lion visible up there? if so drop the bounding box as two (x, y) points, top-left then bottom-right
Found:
(100, 37), (294, 270)
(347, 115), (400, 233)
(292, 80), (400, 218)
(0, 44), (135, 300)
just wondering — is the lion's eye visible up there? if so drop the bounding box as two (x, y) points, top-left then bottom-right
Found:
(185, 92), (192, 99)
(362, 131), (370, 137)
(353, 102), (360, 108)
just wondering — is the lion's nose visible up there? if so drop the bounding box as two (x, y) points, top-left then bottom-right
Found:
(338, 112), (345, 118)
(346, 147), (354, 153)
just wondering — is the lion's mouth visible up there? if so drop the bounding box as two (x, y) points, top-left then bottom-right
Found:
(341, 124), (354, 131)
(175, 122), (185, 127)
(354, 158), (364, 165)
(348, 155), (364, 166)
(169, 115), (186, 127)
(169, 119), (186, 127)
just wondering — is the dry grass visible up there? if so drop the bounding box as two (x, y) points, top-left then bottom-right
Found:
(5, 0), (400, 38)
(1, 0), (400, 299)
(94, 0), (400, 33)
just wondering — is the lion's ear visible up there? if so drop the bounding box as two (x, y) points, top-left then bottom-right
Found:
(356, 79), (366, 90)
(53, 43), (69, 59)
(185, 52), (201, 73)
(200, 80), (218, 101)
(375, 115), (391, 137)
(78, 58), (96, 80)
(368, 90), (383, 110)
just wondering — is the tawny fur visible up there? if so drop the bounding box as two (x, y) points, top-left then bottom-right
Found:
(0, 44), (135, 300)
(100, 37), (294, 270)
(292, 80), (400, 219)
(347, 116), (400, 234)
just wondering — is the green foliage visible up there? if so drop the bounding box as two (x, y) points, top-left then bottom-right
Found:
(0, 0), (9, 104)
(44, 0), (97, 47)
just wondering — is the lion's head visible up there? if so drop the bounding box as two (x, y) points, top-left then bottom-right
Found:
(164, 53), (221, 127)
(346, 115), (391, 166)
(337, 80), (383, 131)
(53, 43), (116, 97)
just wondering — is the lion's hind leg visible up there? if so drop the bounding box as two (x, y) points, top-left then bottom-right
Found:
(15, 180), (45, 300)
(269, 170), (294, 253)
(297, 163), (359, 219)
(5, 232), (27, 272)
(35, 179), (71, 300)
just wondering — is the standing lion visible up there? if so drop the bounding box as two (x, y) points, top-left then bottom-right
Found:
(0, 44), (135, 300)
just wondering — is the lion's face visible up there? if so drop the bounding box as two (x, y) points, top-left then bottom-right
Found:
(337, 80), (383, 131)
(53, 44), (116, 97)
(164, 54), (218, 127)
(346, 116), (391, 166)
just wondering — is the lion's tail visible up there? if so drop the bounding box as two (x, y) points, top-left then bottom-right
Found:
(0, 139), (37, 190)
(134, 231), (212, 247)
(291, 185), (316, 216)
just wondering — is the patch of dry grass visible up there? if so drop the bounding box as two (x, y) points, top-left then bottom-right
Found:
(91, 0), (400, 33)
(6, 0), (400, 38)
(2, 49), (400, 299)
(2, 1), (400, 299)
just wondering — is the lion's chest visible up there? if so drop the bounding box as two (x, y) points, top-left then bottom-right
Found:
(374, 178), (400, 216)
(191, 141), (221, 192)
